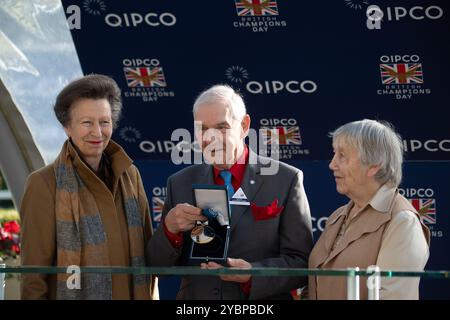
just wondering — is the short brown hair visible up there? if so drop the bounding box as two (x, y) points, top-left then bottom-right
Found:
(54, 74), (122, 129)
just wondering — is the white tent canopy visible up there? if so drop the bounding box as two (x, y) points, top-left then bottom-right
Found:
(0, 1), (82, 207)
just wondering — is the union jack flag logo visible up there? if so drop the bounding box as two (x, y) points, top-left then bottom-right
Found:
(380, 63), (423, 84)
(235, 0), (279, 16)
(261, 126), (302, 145)
(151, 196), (165, 225)
(409, 198), (436, 225)
(124, 67), (166, 88)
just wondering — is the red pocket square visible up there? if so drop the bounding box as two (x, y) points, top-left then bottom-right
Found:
(250, 199), (284, 221)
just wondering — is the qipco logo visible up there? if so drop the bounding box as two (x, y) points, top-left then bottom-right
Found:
(403, 139), (450, 153)
(380, 54), (420, 64)
(398, 188), (434, 198)
(105, 12), (177, 27)
(367, 5), (443, 30)
(246, 80), (317, 95)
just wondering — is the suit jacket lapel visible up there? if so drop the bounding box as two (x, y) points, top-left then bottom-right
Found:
(230, 153), (264, 232)
(198, 164), (214, 185)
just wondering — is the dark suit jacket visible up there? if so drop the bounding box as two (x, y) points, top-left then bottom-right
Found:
(146, 150), (313, 299)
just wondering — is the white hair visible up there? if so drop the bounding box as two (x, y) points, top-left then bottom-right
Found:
(192, 84), (246, 121)
(330, 119), (404, 188)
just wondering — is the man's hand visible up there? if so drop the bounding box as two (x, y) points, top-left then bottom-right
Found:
(164, 203), (206, 234)
(201, 258), (252, 283)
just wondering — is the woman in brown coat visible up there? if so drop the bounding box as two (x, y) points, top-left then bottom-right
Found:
(309, 119), (430, 300)
(20, 74), (154, 300)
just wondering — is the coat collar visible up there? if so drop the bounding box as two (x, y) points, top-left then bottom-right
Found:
(229, 149), (263, 231)
(370, 184), (397, 213)
(327, 184), (396, 225)
(67, 139), (133, 195)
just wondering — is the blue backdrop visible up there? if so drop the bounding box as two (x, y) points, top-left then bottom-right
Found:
(63, 0), (450, 299)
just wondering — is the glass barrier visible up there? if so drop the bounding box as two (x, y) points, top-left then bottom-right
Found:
(1, 266), (449, 278)
(1, 265), (449, 300)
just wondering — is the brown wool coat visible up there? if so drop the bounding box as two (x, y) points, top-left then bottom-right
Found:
(20, 140), (154, 299)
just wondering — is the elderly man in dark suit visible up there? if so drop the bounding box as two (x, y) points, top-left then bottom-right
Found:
(147, 84), (313, 299)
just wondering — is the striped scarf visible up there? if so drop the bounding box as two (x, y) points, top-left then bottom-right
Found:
(53, 140), (149, 299)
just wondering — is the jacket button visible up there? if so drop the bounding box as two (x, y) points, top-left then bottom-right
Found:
(213, 288), (220, 295)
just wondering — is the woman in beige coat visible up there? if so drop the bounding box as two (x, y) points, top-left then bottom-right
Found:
(20, 74), (154, 300)
(309, 119), (430, 300)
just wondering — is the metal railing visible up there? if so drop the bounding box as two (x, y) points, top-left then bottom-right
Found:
(0, 263), (5, 300)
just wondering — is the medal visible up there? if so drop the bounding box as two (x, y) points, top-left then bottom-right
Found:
(190, 223), (215, 244)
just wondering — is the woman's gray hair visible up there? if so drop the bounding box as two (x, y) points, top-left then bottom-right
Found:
(54, 74), (122, 129)
(192, 84), (246, 121)
(330, 119), (404, 188)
